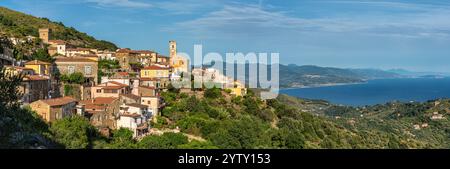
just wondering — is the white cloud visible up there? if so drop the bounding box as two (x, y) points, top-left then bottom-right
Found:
(85, 0), (152, 8)
(167, 3), (450, 39)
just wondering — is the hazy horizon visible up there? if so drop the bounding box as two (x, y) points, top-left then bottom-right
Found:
(2, 0), (450, 72)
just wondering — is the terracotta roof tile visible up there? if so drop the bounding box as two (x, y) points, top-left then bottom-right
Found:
(120, 94), (141, 100)
(125, 103), (148, 109)
(23, 75), (50, 81)
(139, 77), (160, 81)
(48, 40), (66, 45)
(4, 66), (34, 70)
(55, 57), (97, 63)
(121, 113), (141, 118)
(40, 96), (76, 106)
(142, 65), (171, 70)
(25, 60), (51, 65)
(66, 48), (91, 51)
(79, 97), (118, 105)
(108, 81), (129, 87)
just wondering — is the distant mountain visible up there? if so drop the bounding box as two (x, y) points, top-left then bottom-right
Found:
(279, 65), (402, 88)
(0, 7), (118, 51)
(387, 69), (450, 78)
(350, 68), (403, 80)
(202, 62), (402, 88)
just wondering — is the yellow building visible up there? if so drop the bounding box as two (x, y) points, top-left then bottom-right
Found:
(3, 66), (35, 76)
(227, 81), (247, 97)
(140, 65), (171, 78)
(29, 97), (77, 122)
(24, 60), (51, 76)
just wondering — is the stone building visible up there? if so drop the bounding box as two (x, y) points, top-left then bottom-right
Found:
(90, 81), (130, 98)
(115, 48), (157, 70)
(54, 57), (98, 85)
(48, 40), (66, 56)
(39, 28), (51, 43)
(78, 97), (121, 130)
(29, 96), (77, 122)
(20, 75), (52, 104)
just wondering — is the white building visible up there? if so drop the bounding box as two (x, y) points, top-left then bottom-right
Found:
(48, 40), (66, 56)
(117, 103), (151, 137)
(97, 51), (116, 60)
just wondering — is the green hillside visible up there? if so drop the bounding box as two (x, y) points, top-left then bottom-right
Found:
(278, 94), (450, 148)
(0, 7), (117, 51)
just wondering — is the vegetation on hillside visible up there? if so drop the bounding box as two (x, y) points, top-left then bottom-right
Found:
(1, 64), (449, 149)
(0, 7), (118, 51)
(97, 59), (120, 82)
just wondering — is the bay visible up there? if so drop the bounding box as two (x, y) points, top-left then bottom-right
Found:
(279, 78), (450, 106)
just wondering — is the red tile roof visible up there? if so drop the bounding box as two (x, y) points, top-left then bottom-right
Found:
(117, 72), (129, 76)
(4, 66), (34, 70)
(139, 77), (160, 81)
(48, 40), (66, 45)
(142, 65), (171, 70)
(66, 48), (91, 51)
(134, 50), (155, 54)
(139, 86), (156, 90)
(108, 81), (129, 87)
(40, 96), (76, 106)
(55, 57), (97, 63)
(158, 55), (170, 58)
(121, 113), (141, 118)
(25, 60), (51, 65)
(120, 94), (141, 100)
(101, 86), (124, 90)
(116, 48), (132, 53)
(85, 104), (106, 110)
(79, 97), (118, 105)
(23, 75), (50, 81)
(125, 103), (148, 109)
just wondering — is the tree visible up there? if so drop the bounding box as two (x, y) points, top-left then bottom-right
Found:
(49, 116), (95, 149)
(60, 72), (85, 84)
(0, 66), (23, 109)
(178, 140), (218, 149)
(204, 86), (221, 99)
(31, 48), (54, 63)
(139, 132), (188, 149)
(109, 128), (136, 149)
(1, 66), (54, 148)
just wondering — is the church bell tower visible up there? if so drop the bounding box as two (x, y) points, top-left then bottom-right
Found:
(169, 40), (177, 66)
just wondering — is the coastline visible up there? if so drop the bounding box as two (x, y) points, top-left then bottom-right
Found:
(281, 81), (367, 90)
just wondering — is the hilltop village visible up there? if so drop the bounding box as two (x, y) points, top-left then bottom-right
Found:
(0, 28), (247, 138)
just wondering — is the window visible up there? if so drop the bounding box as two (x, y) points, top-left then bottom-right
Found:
(147, 101), (151, 104)
(68, 66), (75, 74)
(85, 66), (92, 75)
(96, 89), (101, 93)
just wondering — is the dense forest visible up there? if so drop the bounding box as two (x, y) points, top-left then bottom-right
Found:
(0, 7), (118, 51)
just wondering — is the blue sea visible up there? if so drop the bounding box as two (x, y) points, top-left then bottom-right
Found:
(279, 78), (450, 107)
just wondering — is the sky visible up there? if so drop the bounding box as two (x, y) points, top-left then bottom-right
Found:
(1, 0), (450, 72)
